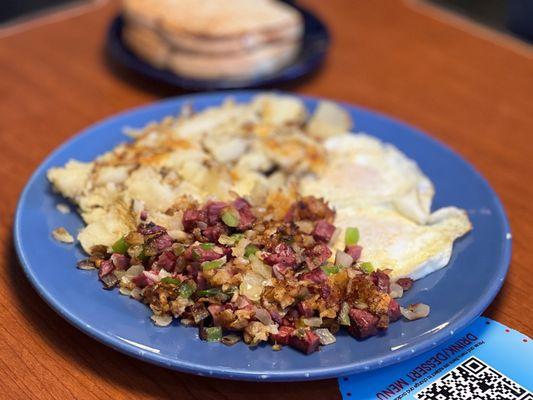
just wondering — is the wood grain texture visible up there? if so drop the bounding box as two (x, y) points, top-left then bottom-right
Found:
(0, 0), (531, 398)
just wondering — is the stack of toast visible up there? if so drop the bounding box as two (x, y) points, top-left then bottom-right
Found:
(123, 0), (303, 80)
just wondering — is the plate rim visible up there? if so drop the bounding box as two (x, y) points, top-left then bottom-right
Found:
(13, 91), (512, 381)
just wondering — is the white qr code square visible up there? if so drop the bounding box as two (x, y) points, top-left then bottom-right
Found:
(415, 357), (532, 400)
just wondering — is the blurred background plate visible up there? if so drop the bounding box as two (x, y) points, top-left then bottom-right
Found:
(105, 5), (330, 91)
(14, 92), (511, 381)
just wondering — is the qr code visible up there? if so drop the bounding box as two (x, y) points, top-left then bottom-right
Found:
(415, 357), (532, 400)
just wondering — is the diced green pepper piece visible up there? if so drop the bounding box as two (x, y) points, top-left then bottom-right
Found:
(230, 233), (244, 242)
(160, 277), (181, 285)
(205, 326), (223, 342)
(191, 248), (201, 261)
(179, 282), (195, 298)
(201, 258), (226, 271)
(112, 236), (129, 254)
(321, 263), (340, 275)
(221, 209), (240, 227)
(200, 243), (215, 250)
(360, 261), (374, 274)
(172, 243), (185, 256)
(345, 227), (360, 246)
(244, 244), (259, 258)
(196, 288), (221, 297)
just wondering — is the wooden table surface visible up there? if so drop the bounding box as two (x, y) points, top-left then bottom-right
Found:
(0, 0), (532, 398)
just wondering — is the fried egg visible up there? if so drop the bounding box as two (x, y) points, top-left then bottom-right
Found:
(301, 134), (434, 224)
(301, 134), (471, 280)
(331, 206), (471, 280)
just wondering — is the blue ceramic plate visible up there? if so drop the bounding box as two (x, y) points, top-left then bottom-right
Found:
(14, 92), (511, 381)
(105, 4), (329, 90)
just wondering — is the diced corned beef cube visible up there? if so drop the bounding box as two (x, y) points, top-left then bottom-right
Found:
(302, 268), (328, 284)
(235, 295), (253, 310)
(270, 326), (294, 346)
(269, 310), (283, 325)
(388, 299), (402, 322)
(98, 260), (114, 278)
(312, 220), (335, 242)
(272, 264), (289, 280)
(110, 253), (129, 270)
(348, 308), (379, 339)
(207, 304), (223, 318)
(281, 318), (295, 327)
(153, 233), (173, 251)
(182, 209), (202, 231)
(205, 201), (227, 225)
(233, 197), (255, 230)
(139, 223), (166, 236)
(131, 273), (150, 288)
(184, 246), (222, 262)
(289, 330), (320, 354)
(297, 302), (314, 318)
(396, 278), (413, 291)
(304, 243), (332, 269)
(202, 225), (225, 242)
(264, 243), (297, 267)
(219, 246), (233, 257)
(196, 273), (207, 290)
(345, 245), (362, 261)
(157, 251), (177, 272)
(371, 270), (390, 293)
(321, 284), (331, 299)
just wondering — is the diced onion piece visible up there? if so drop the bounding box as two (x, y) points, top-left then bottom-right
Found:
(338, 302), (350, 326)
(218, 233), (244, 246)
(158, 269), (172, 279)
(221, 334), (241, 346)
(389, 282), (404, 299)
(239, 272), (265, 302)
(143, 270), (160, 283)
(101, 274), (118, 288)
(125, 264), (144, 278)
(254, 307), (273, 325)
(330, 227), (342, 245)
(77, 260), (96, 270)
(250, 255), (272, 279)
(335, 250), (354, 268)
(401, 303), (430, 321)
(180, 318), (195, 327)
(232, 238), (251, 258)
(130, 287), (142, 300)
(314, 328), (337, 345)
(151, 314), (172, 327)
(119, 287), (131, 296)
(113, 270), (126, 280)
(295, 220), (314, 234)
(303, 317), (323, 327)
